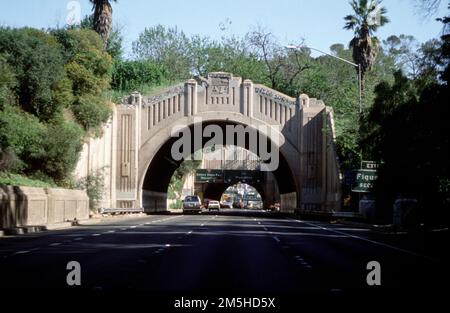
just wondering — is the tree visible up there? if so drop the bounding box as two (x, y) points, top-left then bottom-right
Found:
(383, 35), (421, 78)
(0, 28), (67, 121)
(0, 53), (17, 111)
(344, 0), (389, 88)
(413, 0), (443, 17)
(133, 25), (191, 81)
(77, 14), (123, 60)
(89, 0), (116, 46)
(55, 29), (113, 130)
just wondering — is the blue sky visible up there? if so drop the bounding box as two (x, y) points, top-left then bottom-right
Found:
(0, 0), (447, 58)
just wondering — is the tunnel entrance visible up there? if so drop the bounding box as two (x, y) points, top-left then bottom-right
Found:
(141, 120), (296, 212)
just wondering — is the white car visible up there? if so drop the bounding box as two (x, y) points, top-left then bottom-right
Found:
(207, 200), (220, 211)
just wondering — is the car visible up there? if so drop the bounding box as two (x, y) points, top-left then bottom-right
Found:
(207, 200), (220, 211)
(220, 201), (233, 209)
(247, 200), (263, 209)
(182, 195), (202, 213)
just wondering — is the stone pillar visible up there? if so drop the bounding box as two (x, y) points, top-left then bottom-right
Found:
(185, 79), (197, 116)
(299, 94), (310, 108)
(243, 79), (254, 117)
(115, 92), (141, 208)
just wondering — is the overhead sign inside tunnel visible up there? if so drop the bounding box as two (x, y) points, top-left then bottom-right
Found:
(195, 170), (224, 183)
(224, 170), (263, 184)
(195, 169), (263, 185)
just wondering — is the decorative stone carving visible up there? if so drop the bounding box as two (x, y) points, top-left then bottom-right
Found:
(255, 87), (296, 107)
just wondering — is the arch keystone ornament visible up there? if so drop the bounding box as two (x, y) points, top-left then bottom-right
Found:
(76, 72), (342, 213)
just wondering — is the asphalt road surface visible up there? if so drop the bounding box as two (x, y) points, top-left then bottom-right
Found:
(0, 210), (447, 311)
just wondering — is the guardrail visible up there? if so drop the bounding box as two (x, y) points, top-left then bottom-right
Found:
(99, 207), (144, 214)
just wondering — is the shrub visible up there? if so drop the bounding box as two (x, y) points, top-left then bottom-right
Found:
(0, 53), (17, 110)
(0, 105), (46, 172)
(55, 29), (113, 130)
(0, 27), (66, 121)
(77, 168), (105, 211)
(111, 59), (168, 92)
(39, 119), (84, 182)
(71, 94), (111, 130)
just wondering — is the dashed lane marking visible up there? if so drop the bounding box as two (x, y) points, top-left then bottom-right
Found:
(293, 219), (437, 261)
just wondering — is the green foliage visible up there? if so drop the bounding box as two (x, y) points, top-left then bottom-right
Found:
(167, 160), (201, 200)
(363, 61), (449, 224)
(72, 93), (111, 130)
(77, 14), (123, 60)
(111, 59), (168, 92)
(0, 26), (112, 186)
(0, 105), (46, 172)
(0, 27), (66, 121)
(0, 105), (84, 184)
(77, 168), (105, 211)
(0, 172), (56, 188)
(40, 118), (84, 182)
(169, 199), (183, 210)
(55, 28), (113, 130)
(0, 54), (17, 110)
(133, 25), (191, 81)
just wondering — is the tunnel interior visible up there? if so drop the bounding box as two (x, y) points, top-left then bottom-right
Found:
(142, 120), (296, 210)
(202, 182), (266, 203)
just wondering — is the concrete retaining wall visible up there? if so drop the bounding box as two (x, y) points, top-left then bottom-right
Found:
(0, 186), (89, 229)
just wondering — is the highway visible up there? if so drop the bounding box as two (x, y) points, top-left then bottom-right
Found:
(0, 210), (447, 310)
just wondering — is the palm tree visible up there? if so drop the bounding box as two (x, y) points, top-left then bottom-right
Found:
(89, 0), (116, 46)
(344, 0), (389, 88)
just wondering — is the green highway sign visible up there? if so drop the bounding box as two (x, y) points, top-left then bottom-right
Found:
(195, 169), (224, 183)
(224, 170), (263, 184)
(195, 169), (263, 185)
(352, 169), (378, 193)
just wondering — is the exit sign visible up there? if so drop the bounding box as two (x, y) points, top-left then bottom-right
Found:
(352, 161), (379, 193)
(361, 161), (380, 170)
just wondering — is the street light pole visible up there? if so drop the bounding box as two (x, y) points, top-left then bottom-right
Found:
(286, 44), (362, 114)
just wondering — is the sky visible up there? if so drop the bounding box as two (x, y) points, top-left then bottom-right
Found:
(0, 0), (448, 58)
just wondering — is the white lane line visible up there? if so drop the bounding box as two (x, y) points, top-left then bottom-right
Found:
(49, 242), (62, 246)
(257, 222), (261, 225)
(121, 228), (127, 231)
(165, 244), (171, 247)
(187, 231), (193, 235)
(263, 227), (268, 231)
(107, 230), (115, 233)
(92, 233), (101, 236)
(273, 236), (280, 242)
(200, 224), (205, 227)
(14, 250), (30, 255)
(294, 219), (434, 261)
(130, 226), (137, 229)
(74, 237), (84, 241)
(294, 255), (312, 268)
